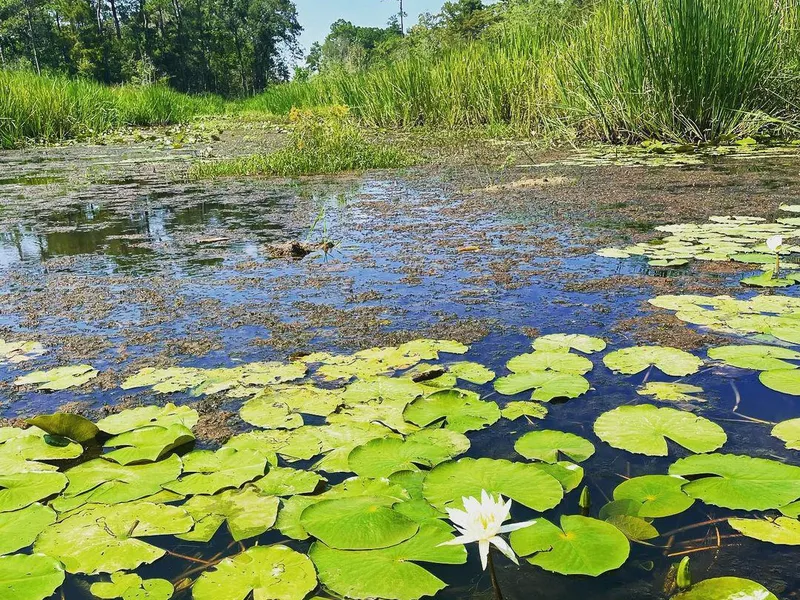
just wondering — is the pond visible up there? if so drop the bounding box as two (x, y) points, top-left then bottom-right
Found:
(1, 140), (799, 600)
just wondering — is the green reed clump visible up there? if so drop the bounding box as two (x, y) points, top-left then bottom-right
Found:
(189, 106), (417, 178)
(0, 70), (223, 147)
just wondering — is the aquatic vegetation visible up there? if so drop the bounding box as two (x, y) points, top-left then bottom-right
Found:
(0, 340), (46, 364)
(673, 577), (778, 600)
(603, 346), (703, 377)
(14, 364), (98, 391)
(90, 572), (173, 600)
(729, 516), (800, 546)
(514, 430), (595, 464)
(637, 382), (705, 402)
(772, 418), (800, 450)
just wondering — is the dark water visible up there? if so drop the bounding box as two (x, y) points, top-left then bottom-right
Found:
(1, 143), (799, 599)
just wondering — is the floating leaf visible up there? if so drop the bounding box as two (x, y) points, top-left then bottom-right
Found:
(25, 413), (99, 443)
(163, 448), (265, 496)
(0, 472), (67, 513)
(423, 457), (563, 511)
(177, 486), (279, 542)
(605, 515), (659, 541)
(494, 371), (590, 401)
(446, 361), (495, 384)
(514, 430), (595, 464)
(772, 418), (800, 450)
(34, 502), (192, 574)
(510, 515), (629, 576)
(507, 351), (593, 375)
(603, 346), (703, 376)
(637, 382), (705, 402)
(612, 475), (694, 517)
(728, 516), (800, 545)
(741, 270), (796, 288)
(501, 401), (548, 421)
(0, 340), (46, 364)
(240, 396), (304, 430)
(342, 377), (424, 405)
(708, 345), (800, 370)
(533, 334), (606, 354)
(0, 426), (82, 464)
(14, 364), (98, 390)
(192, 546), (316, 600)
(91, 572), (173, 600)
(669, 454), (800, 510)
(673, 577), (778, 600)
(252, 385), (344, 417)
(0, 504), (56, 555)
(96, 404), (199, 435)
(252, 467), (324, 496)
(403, 389), (499, 433)
(348, 429), (469, 478)
(104, 424), (195, 465)
(759, 369), (800, 395)
(396, 339), (469, 359)
(0, 553), (64, 600)
(594, 405), (726, 456)
(309, 519), (466, 600)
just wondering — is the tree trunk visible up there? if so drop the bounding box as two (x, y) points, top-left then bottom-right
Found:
(25, 1), (41, 75)
(109, 0), (122, 39)
(96, 0), (104, 34)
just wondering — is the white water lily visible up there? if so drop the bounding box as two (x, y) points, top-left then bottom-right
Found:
(766, 235), (784, 252)
(438, 490), (535, 570)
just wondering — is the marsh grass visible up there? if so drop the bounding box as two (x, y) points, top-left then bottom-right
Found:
(189, 106), (417, 179)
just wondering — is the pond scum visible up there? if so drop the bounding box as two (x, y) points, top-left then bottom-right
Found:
(2, 325), (800, 600)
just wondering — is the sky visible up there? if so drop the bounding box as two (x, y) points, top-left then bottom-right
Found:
(293, 0), (446, 55)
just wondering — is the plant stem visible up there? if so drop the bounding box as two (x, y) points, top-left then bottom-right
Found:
(488, 550), (504, 600)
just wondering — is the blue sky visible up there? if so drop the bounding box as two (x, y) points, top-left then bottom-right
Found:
(293, 0), (446, 54)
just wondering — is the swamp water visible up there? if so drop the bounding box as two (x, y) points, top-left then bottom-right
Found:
(0, 142), (800, 600)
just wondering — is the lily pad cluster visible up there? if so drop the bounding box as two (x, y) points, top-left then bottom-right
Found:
(0, 340), (46, 364)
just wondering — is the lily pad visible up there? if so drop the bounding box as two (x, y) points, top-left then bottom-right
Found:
(25, 413), (99, 443)
(603, 346), (703, 376)
(91, 572), (174, 600)
(0, 503), (56, 555)
(507, 351), (593, 375)
(403, 389), (500, 433)
(533, 334), (606, 354)
(252, 467), (324, 496)
(673, 577), (778, 600)
(741, 270), (796, 288)
(240, 396), (304, 430)
(163, 448), (266, 496)
(192, 545), (317, 600)
(14, 364), (98, 390)
(96, 403), (199, 435)
(637, 382), (705, 402)
(604, 515), (659, 541)
(0, 553), (64, 600)
(494, 371), (590, 401)
(423, 457), (564, 511)
(594, 405), (726, 456)
(177, 486), (279, 542)
(669, 453), (800, 510)
(501, 401), (548, 420)
(309, 519), (466, 600)
(510, 515), (629, 576)
(514, 430), (595, 464)
(708, 345), (800, 370)
(0, 471), (67, 513)
(612, 475), (694, 517)
(446, 361), (495, 384)
(0, 340), (46, 364)
(728, 516), (800, 545)
(0, 427), (82, 464)
(104, 424), (195, 465)
(772, 418), (800, 450)
(759, 369), (800, 395)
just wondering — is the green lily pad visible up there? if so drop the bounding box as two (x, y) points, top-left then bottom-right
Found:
(0, 340), (46, 364)
(708, 345), (800, 370)
(34, 502), (192, 574)
(507, 351), (593, 375)
(240, 396), (304, 429)
(14, 364), (98, 390)
(253, 385), (345, 417)
(0, 471), (67, 513)
(594, 405), (726, 456)
(177, 486), (279, 542)
(91, 572), (173, 600)
(192, 545), (317, 600)
(0, 503), (56, 555)
(494, 371), (591, 401)
(327, 394), (419, 435)
(104, 424), (195, 465)
(510, 515), (629, 576)
(673, 577), (778, 600)
(403, 389), (500, 433)
(0, 553), (64, 600)
(397, 339), (469, 359)
(301, 495), (419, 550)
(759, 369), (800, 395)
(446, 361), (495, 384)
(772, 418), (800, 450)
(348, 429), (470, 478)
(514, 430), (595, 464)
(613, 475), (694, 517)
(669, 453), (800, 510)
(25, 413), (99, 443)
(423, 457), (563, 511)
(603, 346), (703, 376)
(341, 377), (424, 405)
(637, 382), (705, 402)
(533, 334), (606, 354)
(309, 519), (466, 600)
(741, 270), (796, 287)
(163, 448), (266, 496)
(252, 467), (324, 496)
(604, 515), (659, 541)
(501, 401), (548, 420)
(728, 516), (800, 545)
(52, 454), (182, 512)
(96, 403), (199, 435)
(0, 426), (82, 464)
(597, 248), (632, 258)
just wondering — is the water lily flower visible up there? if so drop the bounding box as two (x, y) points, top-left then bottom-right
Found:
(766, 235), (784, 252)
(439, 490), (535, 570)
